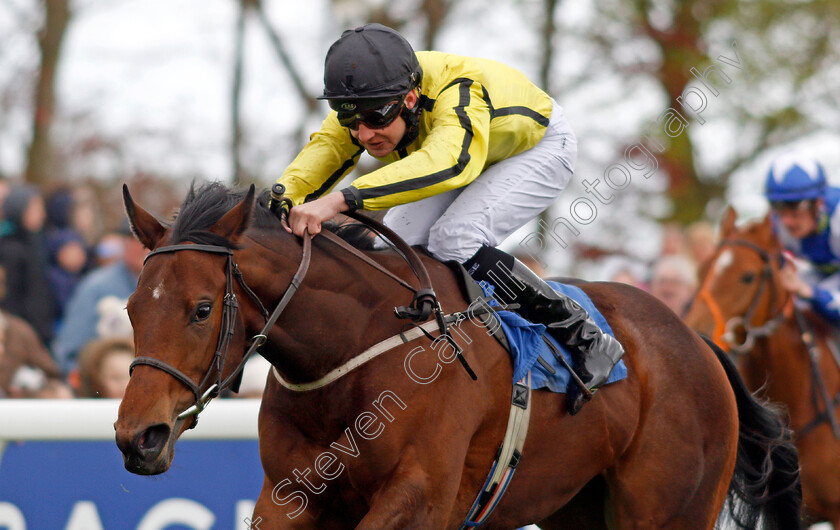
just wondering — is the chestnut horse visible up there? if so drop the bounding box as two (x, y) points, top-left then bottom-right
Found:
(116, 183), (800, 529)
(685, 206), (840, 527)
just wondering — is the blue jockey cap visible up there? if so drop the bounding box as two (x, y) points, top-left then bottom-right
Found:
(765, 151), (827, 202)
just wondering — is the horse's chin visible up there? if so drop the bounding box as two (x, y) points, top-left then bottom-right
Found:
(123, 454), (171, 476)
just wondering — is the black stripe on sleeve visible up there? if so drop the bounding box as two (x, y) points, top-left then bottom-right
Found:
(358, 79), (478, 201)
(492, 106), (550, 127)
(304, 143), (365, 203)
(480, 84), (548, 126)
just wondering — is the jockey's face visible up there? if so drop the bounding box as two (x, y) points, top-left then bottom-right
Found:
(773, 198), (821, 239)
(350, 90), (418, 158)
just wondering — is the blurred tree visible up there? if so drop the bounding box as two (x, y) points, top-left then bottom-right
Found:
(230, 0), (318, 185)
(25, 0), (71, 187)
(330, 0), (455, 49)
(567, 0), (840, 224)
(536, 0), (563, 240)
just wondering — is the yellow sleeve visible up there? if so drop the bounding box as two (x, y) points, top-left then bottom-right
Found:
(277, 113), (365, 206)
(343, 80), (491, 211)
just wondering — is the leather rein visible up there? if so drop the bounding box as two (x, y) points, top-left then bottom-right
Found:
(129, 196), (475, 428)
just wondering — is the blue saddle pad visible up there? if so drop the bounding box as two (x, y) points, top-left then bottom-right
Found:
(482, 281), (628, 392)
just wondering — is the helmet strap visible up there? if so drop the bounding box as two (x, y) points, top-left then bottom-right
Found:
(395, 90), (423, 152)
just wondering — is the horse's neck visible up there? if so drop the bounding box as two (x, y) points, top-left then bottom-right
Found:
(242, 231), (422, 383)
(747, 319), (817, 414)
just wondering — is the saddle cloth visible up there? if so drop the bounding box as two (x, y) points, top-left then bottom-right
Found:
(480, 281), (628, 392)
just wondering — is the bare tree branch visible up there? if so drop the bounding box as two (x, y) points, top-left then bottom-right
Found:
(254, 2), (317, 112)
(230, 0), (246, 184)
(25, 0), (71, 185)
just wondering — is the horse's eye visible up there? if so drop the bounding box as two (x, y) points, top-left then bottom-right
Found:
(194, 303), (212, 322)
(741, 272), (756, 284)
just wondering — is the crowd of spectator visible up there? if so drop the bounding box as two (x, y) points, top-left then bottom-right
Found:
(0, 179), (273, 401)
(596, 220), (719, 316)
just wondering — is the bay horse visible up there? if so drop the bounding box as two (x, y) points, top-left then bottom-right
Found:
(685, 206), (840, 526)
(115, 183), (801, 529)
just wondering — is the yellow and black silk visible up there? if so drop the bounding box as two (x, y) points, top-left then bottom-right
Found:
(278, 51), (553, 211)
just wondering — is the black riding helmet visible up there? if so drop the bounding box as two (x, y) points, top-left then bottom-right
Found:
(319, 23), (423, 114)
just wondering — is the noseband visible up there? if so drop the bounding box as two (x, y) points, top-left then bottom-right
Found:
(130, 239), (311, 428)
(697, 239), (788, 354)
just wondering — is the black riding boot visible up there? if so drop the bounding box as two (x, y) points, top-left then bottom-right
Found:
(465, 245), (624, 415)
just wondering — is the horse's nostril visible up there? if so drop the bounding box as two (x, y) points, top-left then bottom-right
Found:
(136, 424), (170, 453)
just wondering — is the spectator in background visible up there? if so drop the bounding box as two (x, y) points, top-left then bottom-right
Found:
(0, 179), (9, 217)
(660, 222), (689, 257)
(686, 220), (718, 267)
(93, 230), (125, 267)
(45, 186), (92, 267)
(598, 256), (647, 289)
(649, 254), (698, 316)
(46, 229), (88, 320)
(610, 269), (645, 289)
(35, 379), (75, 399)
(45, 188), (76, 232)
(0, 185), (56, 344)
(0, 307), (64, 398)
(52, 223), (146, 375)
(77, 336), (133, 399)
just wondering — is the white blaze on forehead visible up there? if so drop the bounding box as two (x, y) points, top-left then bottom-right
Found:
(152, 281), (165, 299)
(712, 249), (734, 278)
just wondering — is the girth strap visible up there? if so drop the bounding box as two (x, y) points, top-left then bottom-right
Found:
(460, 372), (532, 528)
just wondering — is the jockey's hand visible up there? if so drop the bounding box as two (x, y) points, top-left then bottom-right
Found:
(780, 262), (814, 299)
(285, 192), (349, 237)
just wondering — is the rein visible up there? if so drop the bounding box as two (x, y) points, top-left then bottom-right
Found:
(695, 239), (788, 354)
(130, 188), (477, 426)
(696, 238), (840, 438)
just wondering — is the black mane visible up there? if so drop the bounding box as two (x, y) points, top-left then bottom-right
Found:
(169, 182), (376, 250)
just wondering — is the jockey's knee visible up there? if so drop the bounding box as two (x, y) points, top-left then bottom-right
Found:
(427, 221), (489, 263)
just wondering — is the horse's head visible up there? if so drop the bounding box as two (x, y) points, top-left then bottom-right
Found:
(685, 206), (788, 353)
(115, 183), (256, 475)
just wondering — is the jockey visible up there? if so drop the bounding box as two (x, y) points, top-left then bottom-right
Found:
(765, 151), (840, 324)
(276, 23), (623, 414)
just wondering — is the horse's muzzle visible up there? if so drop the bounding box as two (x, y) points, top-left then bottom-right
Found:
(115, 422), (172, 475)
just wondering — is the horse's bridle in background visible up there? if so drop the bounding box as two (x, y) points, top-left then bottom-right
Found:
(129, 238), (311, 428)
(696, 239), (789, 354)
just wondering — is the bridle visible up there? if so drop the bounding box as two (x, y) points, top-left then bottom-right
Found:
(695, 239), (789, 354)
(129, 237), (311, 428)
(127, 189), (477, 428)
(697, 239), (840, 438)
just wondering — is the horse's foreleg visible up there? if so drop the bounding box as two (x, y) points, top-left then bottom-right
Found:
(355, 449), (462, 529)
(251, 476), (321, 529)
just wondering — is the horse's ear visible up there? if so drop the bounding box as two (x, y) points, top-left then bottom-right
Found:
(720, 205), (737, 237)
(759, 212), (780, 248)
(212, 184), (255, 242)
(123, 184), (166, 249)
